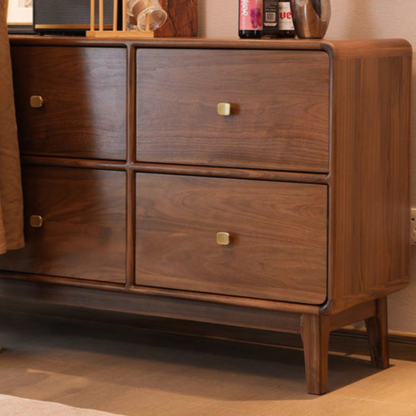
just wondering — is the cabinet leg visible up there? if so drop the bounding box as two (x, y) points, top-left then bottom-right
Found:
(365, 297), (389, 369)
(301, 314), (330, 395)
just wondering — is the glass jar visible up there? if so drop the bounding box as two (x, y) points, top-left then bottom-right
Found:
(127, 0), (168, 31)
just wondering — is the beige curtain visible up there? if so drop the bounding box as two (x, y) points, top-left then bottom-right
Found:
(0, 3), (24, 254)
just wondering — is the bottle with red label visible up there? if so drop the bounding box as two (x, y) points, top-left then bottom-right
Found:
(278, 0), (295, 38)
(239, 0), (263, 39)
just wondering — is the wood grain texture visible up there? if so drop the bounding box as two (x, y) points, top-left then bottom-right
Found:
(326, 40), (412, 313)
(11, 46), (127, 160)
(136, 49), (329, 173)
(0, 167), (126, 283)
(136, 174), (328, 304)
(301, 314), (330, 395)
(155, 0), (198, 37)
(365, 297), (389, 369)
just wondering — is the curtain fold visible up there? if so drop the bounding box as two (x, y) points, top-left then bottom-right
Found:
(0, 3), (24, 254)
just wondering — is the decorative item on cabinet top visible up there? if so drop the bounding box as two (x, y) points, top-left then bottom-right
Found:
(289, 0), (331, 39)
(6, 0), (35, 34)
(33, 0), (197, 37)
(87, 0), (166, 39)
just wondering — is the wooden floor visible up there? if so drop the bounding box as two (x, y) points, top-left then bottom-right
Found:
(0, 306), (416, 416)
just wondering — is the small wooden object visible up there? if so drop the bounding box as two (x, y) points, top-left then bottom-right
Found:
(87, 0), (154, 39)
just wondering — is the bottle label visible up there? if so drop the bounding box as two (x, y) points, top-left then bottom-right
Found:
(264, 0), (278, 27)
(240, 0), (263, 31)
(278, 2), (294, 31)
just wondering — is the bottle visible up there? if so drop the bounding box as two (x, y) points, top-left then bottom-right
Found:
(239, 0), (263, 39)
(278, 0), (295, 38)
(263, 0), (279, 38)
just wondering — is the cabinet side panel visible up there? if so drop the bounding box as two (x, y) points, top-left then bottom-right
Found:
(329, 48), (412, 312)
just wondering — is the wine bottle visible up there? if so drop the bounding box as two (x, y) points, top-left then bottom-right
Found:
(239, 0), (263, 39)
(278, 0), (295, 38)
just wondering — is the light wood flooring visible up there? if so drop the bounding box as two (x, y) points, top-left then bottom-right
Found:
(0, 305), (416, 416)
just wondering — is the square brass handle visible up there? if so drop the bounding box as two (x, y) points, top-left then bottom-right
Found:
(30, 215), (43, 228)
(30, 96), (44, 108)
(216, 232), (230, 245)
(217, 103), (231, 116)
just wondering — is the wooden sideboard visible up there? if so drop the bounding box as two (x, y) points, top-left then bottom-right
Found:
(1, 36), (412, 394)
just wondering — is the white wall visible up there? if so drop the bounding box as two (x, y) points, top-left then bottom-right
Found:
(198, 0), (416, 334)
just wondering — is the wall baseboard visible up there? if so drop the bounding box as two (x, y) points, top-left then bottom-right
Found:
(331, 328), (416, 362)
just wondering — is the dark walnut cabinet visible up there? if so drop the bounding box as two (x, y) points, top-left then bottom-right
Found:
(1, 37), (412, 394)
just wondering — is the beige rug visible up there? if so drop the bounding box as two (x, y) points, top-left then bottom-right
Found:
(0, 395), (124, 416)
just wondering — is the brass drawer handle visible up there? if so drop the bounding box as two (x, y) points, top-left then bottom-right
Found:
(30, 215), (43, 228)
(216, 232), (230, 245)
(217, 103), (231, 116)
(30, 95), (44, 108)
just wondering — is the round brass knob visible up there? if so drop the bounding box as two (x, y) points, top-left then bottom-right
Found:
(30, 215), (43, 228)
(216, 232), (230, 245)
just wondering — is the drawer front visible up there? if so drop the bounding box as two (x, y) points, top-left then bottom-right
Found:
(0, 167), (126, 283)
(11, 46), (127, 160)
(136, 49), (329, 173)
(136, 174), (328, 305)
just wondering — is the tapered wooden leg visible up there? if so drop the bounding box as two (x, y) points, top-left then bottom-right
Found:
(301, 314), (330, 395)
(365, 297), (389, 369)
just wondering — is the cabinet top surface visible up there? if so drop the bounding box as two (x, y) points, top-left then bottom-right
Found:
(9, 35), (412, 57)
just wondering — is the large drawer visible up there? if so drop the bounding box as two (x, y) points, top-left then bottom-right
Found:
(11, 46), (127, 160)
(136, 49), (329, 173)
(0, 167), (126, 283)
(136, 174), (328, 305)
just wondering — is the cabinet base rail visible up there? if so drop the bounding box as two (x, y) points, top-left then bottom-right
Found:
(0, 278), (389, 394)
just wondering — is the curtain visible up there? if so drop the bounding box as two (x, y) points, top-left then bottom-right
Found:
(0, 2), (24, 254)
